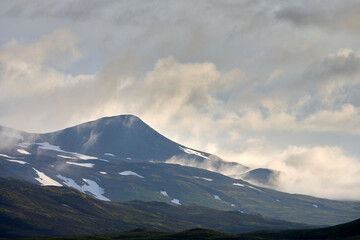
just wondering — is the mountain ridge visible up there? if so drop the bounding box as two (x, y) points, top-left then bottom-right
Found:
(1, 115), (360, 226)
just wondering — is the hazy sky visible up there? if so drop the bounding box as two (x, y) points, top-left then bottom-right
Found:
(1, 0), (360, 200)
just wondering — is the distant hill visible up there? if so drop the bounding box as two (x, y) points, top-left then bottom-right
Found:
(16, 219), (360, 240)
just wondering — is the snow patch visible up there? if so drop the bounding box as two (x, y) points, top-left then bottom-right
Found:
(6, 159), (28, 164)
(231, 204), (236, 207)
(126, 157), (132, 160)
(57, 155), (76, 159)
(99, 159), (110, 162)
(233, 182), (262, 191)
(104, 153), (115, 157)
(194, 176), (213, 181)
(160, 191), (168, 196)
(17, 149), (30, 155)
(0, 153), (15, 159)
(233, 183), (245, 187)
(57, 175), (109, 201)
(276, 199), (281, 202)
(119, 171), (144, 178)
(37, 142), (63, 152)
(179, 146), (209, 159)
(313, 204), (319, 208)
(247, 185), (262, 192)
(213, 195), (221, 200)
(33, 168), (62, 186)
(66, 162), (94, 168)
(171, 199), (181, 205)
(76, 154), (98, 160)
(34, 142), (98, 160)
(100, 171), (107, 175)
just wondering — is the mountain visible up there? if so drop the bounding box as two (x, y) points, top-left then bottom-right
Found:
(0, 115), (360, 226)
(1, 115), (249, 173)
(241, 168), (281, 187)
(0, 177), (310, 238)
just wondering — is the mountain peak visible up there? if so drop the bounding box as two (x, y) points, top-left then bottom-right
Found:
(35, 114), (182, 162)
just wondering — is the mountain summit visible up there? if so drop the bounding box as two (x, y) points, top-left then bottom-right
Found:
(35, 115), (191, 162)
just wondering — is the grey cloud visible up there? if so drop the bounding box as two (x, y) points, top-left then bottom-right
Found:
(275, 1), (360, 34)
(5, 0), (112, 21)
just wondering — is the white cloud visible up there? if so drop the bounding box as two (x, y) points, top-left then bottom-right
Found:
(273, 145), (360, 200)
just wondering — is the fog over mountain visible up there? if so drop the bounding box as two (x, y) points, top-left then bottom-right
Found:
(1, 1), (360, 200)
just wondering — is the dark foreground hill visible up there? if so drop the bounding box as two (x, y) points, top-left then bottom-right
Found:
(14, 219), (360, 240)
(0, 178), (309, 238)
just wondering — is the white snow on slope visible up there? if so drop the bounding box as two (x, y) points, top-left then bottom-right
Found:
(0, 153), (15, 159)
(233, 183), (245, 187)
(104, 153), (115, 157)
(100, 171), (107, 175)
(99, 159), (110, 162)
(57, 175), (110, 201)
(171, 199), (181, 205)
(82, 179), (110, 201)
(213, 195), (221, 200)
(33, 168), (62, 186)
(37, 142), (62, 151)
(247, 185), (262, 192)
(233, 182), (262, 191)
(313, 204), (319, 208)
(119, 171), (144, 178)
(66, 162), (94, 168)
(6, 159), (28, 164)
(160, 190), (168, 196)
(24, 142), (98, 160)
(72, 153), (97, 160)
(57, 155), (76, 159)
(179, 146), (209, 159)
(17, 149), (30, 155)
(194, 176), (213, 181)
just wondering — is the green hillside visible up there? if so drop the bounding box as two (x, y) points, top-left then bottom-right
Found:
(0, 177), (309, 238)
(14, 220), (360, 240)
(16, 219), (360, 240)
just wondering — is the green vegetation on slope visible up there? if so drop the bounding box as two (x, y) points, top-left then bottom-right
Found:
(0, 177), (309, 238)
(14, 220), (360, 240)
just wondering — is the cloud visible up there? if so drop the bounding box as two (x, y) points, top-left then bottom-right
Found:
(275, 1), (360, 34)
(220, 140), (360, 200)
(272, 145), (360, 200)
(165, 155), (248, 179)
(0, 29), (96, 131)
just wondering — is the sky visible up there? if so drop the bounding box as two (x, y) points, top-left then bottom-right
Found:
(1, 0), (360, 200)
